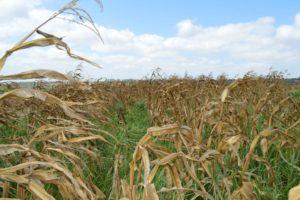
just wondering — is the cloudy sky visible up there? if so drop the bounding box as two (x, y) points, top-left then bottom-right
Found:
(1, 0), (300, 79)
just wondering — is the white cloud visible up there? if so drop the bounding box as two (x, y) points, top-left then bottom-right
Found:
(0, 1), (299, 79)
(276, 14), (300, 43)
(0, 0), (41, 21)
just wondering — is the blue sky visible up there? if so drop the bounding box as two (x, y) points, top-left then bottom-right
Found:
(45, 0), (300, 36)
(0, 0), (300, 79)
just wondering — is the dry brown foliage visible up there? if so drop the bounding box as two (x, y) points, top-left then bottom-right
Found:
(1, 70), (299, 200)
(103, 74), (299, 199)
(0, 1), (111, 199)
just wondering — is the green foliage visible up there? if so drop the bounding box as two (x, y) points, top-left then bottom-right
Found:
(0, 118), (28, 144)
(291, 89), (300, 99)
(92, 100), (151, 196)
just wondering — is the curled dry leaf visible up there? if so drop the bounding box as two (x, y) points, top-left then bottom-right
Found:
(0, 33), (100, 72)
(260, 138), (268, 157)
(0, 69), (74, 81)
(221, 87), (229, 102)
(67, 135), (109, 143)
(0, 144), (27, 156)
(289, 184), (300, 200)
(28, 179), (55, 200)
(231, 182), (257, 200)
(0, 88), (88, 123)
(145, 184), (160, 200)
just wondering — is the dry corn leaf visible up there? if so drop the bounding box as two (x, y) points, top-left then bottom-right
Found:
(45, 147), (82, 164)
(0, 144), (27, 156)
(0, 34), (100, 72)
(153, 153), (180, 165)
(0, 198), (20, 200)
(0, 89), (88, 123)
(2, 181), (9, 198)
(148, 124), (179, 137)
(260, 129), (273, 137)
(147, 165), (159, 183)
(0, 161), (91, 199)
(109, 153), (121, 200)
(67, 135), (108, 143)
(221, 87), (229, 102)
(28, 179), (55, 200)
(170, 166), (184, 200)
(141, 147), (150, 185)
(231, 182), (257, 200)
(260, 138), (268, 157)
(31, 169), (60, 183)
(0, 174), (29, 184)
(145, 184), (159, 200)
(243, 135), (261, 172)
(289, 184), (300, 200)
(0, 69), (74, 81)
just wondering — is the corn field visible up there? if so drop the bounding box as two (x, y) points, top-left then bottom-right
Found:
(0, 0), (299, 200)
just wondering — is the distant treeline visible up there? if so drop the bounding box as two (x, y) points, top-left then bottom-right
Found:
(286, 78), (300, 83)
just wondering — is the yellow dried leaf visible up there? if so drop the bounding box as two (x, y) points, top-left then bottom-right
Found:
(148, 124), (179, 137)
(0, 144), (27, 156)
(0, 174), (29, 184)
(67, 135), (108, 143)
(154, 153), (180, 165)
(221, 87), (229, 102)
(243, 135), (261, 171)
(28, 179), (55, 200)
(232, 182), (257, 200)
(227, 135), (241, 145)
(0, 35), (100, 72)
(260, 129), (273, 137)
(0, 89), (88, 123)
(260, 138), (268, 157)
(0, 69), (74, 81)
(289, 184), (300, 200)
(145, 184), (159, 200)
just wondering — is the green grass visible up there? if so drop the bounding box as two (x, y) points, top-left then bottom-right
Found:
(291, 89), (300, 99)
(0, 117), (28, 144)
(92, 100), (151, 197)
